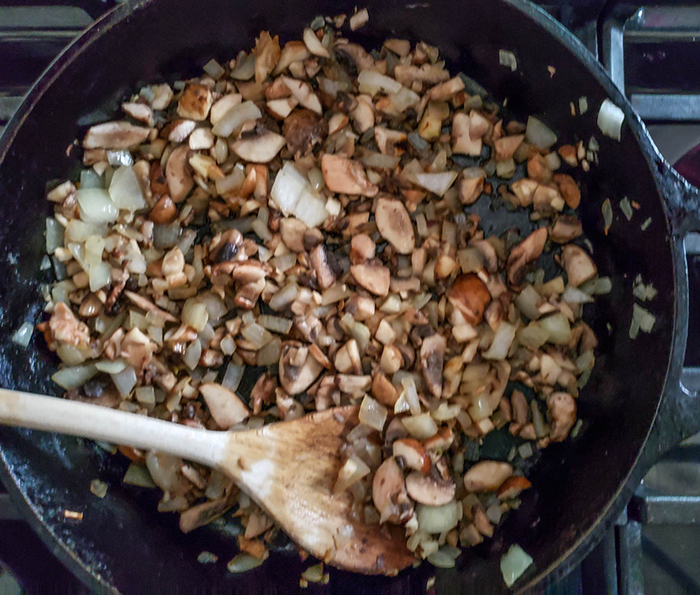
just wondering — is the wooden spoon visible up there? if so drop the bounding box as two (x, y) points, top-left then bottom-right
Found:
(0, 388), (415, 575)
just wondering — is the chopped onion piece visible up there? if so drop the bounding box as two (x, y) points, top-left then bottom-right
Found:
(539, 313), (571, 345)
(334, 455), (371, 493)
(402, 412), (438, 440)
(227, 554), (265, 573)
(183, 339), (202, 370)
(500, 544), (534, 587)
(222, 363), (245, 392)
(416, 500), (461, 534)
(620, 197), (633, 220)
(562, 286), (594, 304)
(525, 116), (557, 150)
(123, 462), (156, 487)
(76, 188), (118, 223)
(111, 365), (137, 397)
(499, 49), (517, 72)
(212, 100), (261, 137)
(359, 395), (388, 432)
(45, 217), (64, 255)
(597, 98), (624, 141)
(95, 359), (127, 374)
(52, 364), (97, 390)
(270, 162), (328, 228)
(12, 321), (34, 347)
(109, 166), (146, 211)
(483, 323), (516, 360)
(258, 314), (293, 335)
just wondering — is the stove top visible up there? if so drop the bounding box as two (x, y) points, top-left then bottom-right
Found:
(2, 1), (700, 593)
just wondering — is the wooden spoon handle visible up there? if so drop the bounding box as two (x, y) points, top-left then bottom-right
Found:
(0, 389), (227, 468)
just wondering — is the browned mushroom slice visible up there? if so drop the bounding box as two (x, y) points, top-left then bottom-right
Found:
(123, 290), (177, 322)
(427, 75), (465, 101)
(494, 134), (525, 161)
(267, 97), (298, 120)
(374, 197), (414, 254)
(371, 372), (399, 407)
(532, 184), (565, 214)
(177, 84), (213, 121)
(372, 457), (414, 524)
(497, 475), (532, 500)
(189, 127), (215, 150)
(451, 112), (481, 156)
(351, 95), (375, 134)
(334, 339), (362, 374)
(337, 374), (372, 396)
(547, 392), (577, 442)
(350, 262), (390, 296)
(165, 145), (194, 203)
(199, 382), (250, 429)
(392, 438), (430, 474)
(561, 244), (597, 287)
(350, 233), (376, 264)
(279, 341), (323, 395)
(279, 218), (307, 252)
(510, 178), (539, 207)
(510, 390), (529, 426)
(446, 274), (492, 325)
(506, 227), (548, 287)
(280, 76), (322, 114)
(394, 63), (450, 86)
(122, 102), (155, 127)
(550, 215), (583, 244)
(463, 461), (513, 492)
(179, 497), (233, 533)
(49, 302), (90, 346)
(405, 472), (456, 506)
(321, 154), (378, 197)
(83, 121), (151, 150)
(471, 240), (499, 273)
(283, 109), (329, 155)
(374, 126), (407, 155)
(162, 119), (197, 143)
(309, 244), (336, 290)
(418, 101), (449, 141)
(335, 42), (375, 72)
(458, 168), (486, 205)
(553, 173), (581, 209)
(254, 31), (281, 83)
(420, 334), (446, 398)
(145, 83), (174, 110)
(232, 131), (286, 163)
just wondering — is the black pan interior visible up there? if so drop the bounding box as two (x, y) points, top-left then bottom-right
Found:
(0, 0), (677, 592)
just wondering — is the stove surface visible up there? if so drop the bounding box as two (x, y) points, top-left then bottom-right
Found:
(2, 2), (700, 594)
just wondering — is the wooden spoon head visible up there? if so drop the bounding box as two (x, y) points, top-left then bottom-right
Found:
(221, 406), (416, 575)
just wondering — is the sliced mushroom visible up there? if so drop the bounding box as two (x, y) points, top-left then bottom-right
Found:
(210, 93), (243, 125)
(371, 372), (399, 407)
(510, 389), (529, 426)
(497, 475), (532, 500)
(254, 31), (281, 83)
(553, 173), (581, 209)
(547, 392), (576, 442)
(446, 273), (492, 325)
(344, 294), (375, 321)
(49, 302), (91, 346)
(177, 84), (213, 121)
(189, 127), (215, 150)
(494, 134), (525, 161)
(561, 244), (597, 287)
(336, 374), (372, 396)
(550, 215), (583, 244)
(279, 218), (307, 252)
(123, 290), (177, 322)
(427, 76), (465, 101)
(350, 263), (390, 296)
(394, 63), (450, 86)
(375, 197), (415, 254)
(532, 184), (565, 215)
(351, 94), (375, 134)
(165, 145), (194, 203)
(279, 341), (323, 395)
(506, 227), (548, 287)
(451, 112), (481, 156)
(122, 102), (155, 127)
(350, 233), (376, 264)
(463, 461), (513, 492)
(280, 76), (322, 114)
(458, 168), (486, 205)
(274, 40), (310, 75)
(144, 83), (174, 110)
(473, 506), (494, 537)
(423, 426), (455, 451)
(83, 121), (151, 150)
(321, 154), (378, 197)
(199, 382), (250, 429)
(283, 108), (329, 155)
(309, 244), (336, 290)
(372, 457), (414, 524)
(179, 497), (232, 533)
(405, 471), (456, 506)
(232, 131), (286, 163)
(510, 178), (539, 207)
(334, 339), (362, 374)
(374, 126), (407, 155)
(392, 438), (430, 475)
(420, 334), (446, 398)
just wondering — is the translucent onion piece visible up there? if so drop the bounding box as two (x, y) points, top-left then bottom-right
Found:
(111, 365), (137, 397)
(597, 98), (624, 141)
(483, 322), (516, 360)
(358, 395), (388, 432)
(227, 554), (265, 573)
(123, 462), (156, 487)
(500, 545), (534, 587)
(270, 162), (328, 228)
(334, 455), (371, 493)
(52, 364), (98, 390)
(258, 314), (293, 335)
(416, 500), (461, 534)
(76, 188), (118, 223)
(525, 116), (557, 150)
(402, 412), (438, 440)
(45, 217), (64, 255)
(539, 313), (571, 345)
(11, 321), (34, 347)
(212, 100), (261, 137)
(109, 166), (146, 211)
(222, 363), (245, 392)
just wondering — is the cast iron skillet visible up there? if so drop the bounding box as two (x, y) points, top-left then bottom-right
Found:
(2, 0), (700, 592)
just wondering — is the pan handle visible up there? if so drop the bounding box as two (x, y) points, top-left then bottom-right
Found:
(641, 162), (700, 468)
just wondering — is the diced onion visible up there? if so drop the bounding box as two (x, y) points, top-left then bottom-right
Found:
(95, 359), (127, 374)
(416, 500), (461, 534)
(402, 412), (438, 440)
(109, 166), (146, 211)
(257, 337), (282, 366)
(123, 462), (156, 487)
(258, 314), (293, 335)
(241, 323), (272, 349)
(182, 299), (209, 332)
(515, 285), (542, 320)
(413, 171), (458, 197)
(334, 455), (371, 493)
(183, 340), (202, 370)
(111, 365), (137, 397)
(499, 49), (517, 72)
(500, 544), (534, 587)
(45, 218), (64, 255)
(562, 286), (594, 304)
(359, 395), (388, 432)
(227, 554), (265, 573)
(270, 162), (328, 228)
(597, 98), (624, 141)
(539, 313), (571, 345)
(52, 364), (98, 390)
(525, 116), (557, 150)
(222, 363), (245, 392)
(11, 322), (34, 347)
(76, 188), (118, 223)
(269, 282), (299, 311)
(483, 322), (516, 360)
(358, 70), (403, 95)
